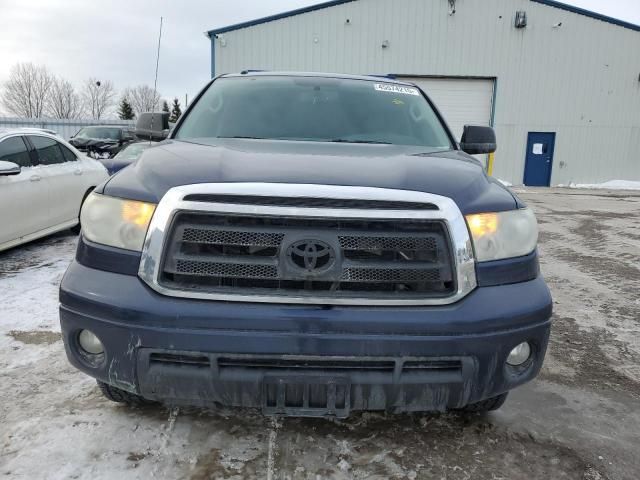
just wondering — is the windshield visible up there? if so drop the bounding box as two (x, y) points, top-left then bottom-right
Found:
(75, 127), (122, 140)
(113, 143), (149, 161)
(175, 76), (453, 149)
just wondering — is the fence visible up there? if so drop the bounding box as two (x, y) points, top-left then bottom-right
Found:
(0, 117), (135, 140)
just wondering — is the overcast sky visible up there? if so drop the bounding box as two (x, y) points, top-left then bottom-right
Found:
(0, 0), (638, 113)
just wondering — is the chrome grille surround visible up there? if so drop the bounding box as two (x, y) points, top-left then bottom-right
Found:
(138, 183), (477, 305)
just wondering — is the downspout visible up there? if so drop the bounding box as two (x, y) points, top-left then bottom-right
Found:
(210, 34), (216, 78)
(487, 78), (498, 176)
(204, 31), (216, 78)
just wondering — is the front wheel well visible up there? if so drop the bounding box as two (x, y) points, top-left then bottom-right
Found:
(71, 187), (95, 235)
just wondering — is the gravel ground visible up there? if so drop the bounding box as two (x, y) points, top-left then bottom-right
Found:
(0, 187), (639, 480)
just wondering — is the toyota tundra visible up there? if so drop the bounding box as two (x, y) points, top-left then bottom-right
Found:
(60, 72), (551, 417)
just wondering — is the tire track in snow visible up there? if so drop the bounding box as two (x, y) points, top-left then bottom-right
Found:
(266, 416), (281, 480)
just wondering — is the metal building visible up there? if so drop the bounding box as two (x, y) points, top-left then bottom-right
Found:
(206, 0), (640, 186)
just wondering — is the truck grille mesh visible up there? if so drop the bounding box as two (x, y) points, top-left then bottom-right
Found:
(341, 267), (441, 283)
(175, 260), (279, 279)
(183, 228), (284, 247)
(160, 211), (455, 300)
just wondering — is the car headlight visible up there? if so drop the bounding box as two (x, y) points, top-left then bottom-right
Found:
(465, 208), (538, 262)
(80, 193), (156, 251)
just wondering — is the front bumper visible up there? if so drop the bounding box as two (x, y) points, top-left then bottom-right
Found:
(60, 261), (552, 415)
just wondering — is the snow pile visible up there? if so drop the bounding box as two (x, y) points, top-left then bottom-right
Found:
(561, 180), (640, 190)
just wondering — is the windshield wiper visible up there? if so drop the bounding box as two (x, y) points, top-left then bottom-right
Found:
(330, 139), (392, 145)
(411, 149), (454, 156)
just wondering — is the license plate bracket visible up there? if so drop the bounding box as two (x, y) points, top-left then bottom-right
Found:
(262, 375), (351, 418)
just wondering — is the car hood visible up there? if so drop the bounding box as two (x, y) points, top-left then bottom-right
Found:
(70, 138), (119, 149)
(100, 139), (518, 214)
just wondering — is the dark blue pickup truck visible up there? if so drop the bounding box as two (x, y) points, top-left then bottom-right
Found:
(60, 72), (551, 417)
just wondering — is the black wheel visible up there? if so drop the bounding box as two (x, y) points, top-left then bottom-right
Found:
(97, 380), (155, 407)
(70, 188), (94, 235)
(460, 392), (509, 413)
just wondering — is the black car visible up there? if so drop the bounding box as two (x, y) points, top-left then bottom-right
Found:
(69, 126), (136, 159)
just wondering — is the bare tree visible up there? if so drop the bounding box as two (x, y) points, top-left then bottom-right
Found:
(1, 63), (53, 118)
(47, 77), (83, 119)
(126, 85), (161, 116)
(82, 78), (116, 119)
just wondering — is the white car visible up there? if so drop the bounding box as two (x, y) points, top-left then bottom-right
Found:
(0, 129), (109, 252)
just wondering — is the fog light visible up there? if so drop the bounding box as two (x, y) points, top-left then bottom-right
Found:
(507, 342), (531, 366)
(78, 329), (104, 355)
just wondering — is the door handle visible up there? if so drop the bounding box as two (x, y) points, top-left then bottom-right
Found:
(74, 169), (83, 176)
(30, 175), (42, 182)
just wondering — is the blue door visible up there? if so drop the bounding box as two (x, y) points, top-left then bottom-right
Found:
(523, 132), (555, 186)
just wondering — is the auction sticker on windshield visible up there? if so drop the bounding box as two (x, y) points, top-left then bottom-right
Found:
(374, 83), (420, 96)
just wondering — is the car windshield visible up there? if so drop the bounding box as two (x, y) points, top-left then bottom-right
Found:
(175, 76), (453, 149)
(113, 143), (149, 161)
(75, 127), (121, 140)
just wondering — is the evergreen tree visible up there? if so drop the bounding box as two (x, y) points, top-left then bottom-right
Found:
(162, 100), (170, 113)
(169, 97), (182, 123)
(117, 97), (135, 120)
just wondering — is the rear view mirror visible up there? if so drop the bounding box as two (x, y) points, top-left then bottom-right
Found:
(0, 160), (21, 176)
(461, 125), (497, 155)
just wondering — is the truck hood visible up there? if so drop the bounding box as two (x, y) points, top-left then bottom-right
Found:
(100, 138), (518, 214)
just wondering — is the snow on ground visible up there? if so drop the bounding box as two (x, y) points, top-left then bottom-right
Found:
(558, 180), (640, 190)
(1, 191), (640, 479)
(496, 178), (513, 187)
(0, 233), (76, 369)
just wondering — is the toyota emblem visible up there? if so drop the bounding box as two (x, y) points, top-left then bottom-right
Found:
(287, 239), (336, 273)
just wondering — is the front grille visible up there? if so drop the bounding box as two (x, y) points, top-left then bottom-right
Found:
(160, 211), (455, 301)
(216, 356), (462, 374)
(148, 352), (463, 375)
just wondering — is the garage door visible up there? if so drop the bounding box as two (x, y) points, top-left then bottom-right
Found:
(402, 77), (495, 143)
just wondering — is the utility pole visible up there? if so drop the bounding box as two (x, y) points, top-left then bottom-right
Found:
(95, 80), (102, 120)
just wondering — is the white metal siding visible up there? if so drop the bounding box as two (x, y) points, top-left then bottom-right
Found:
(403, 77), (494, 142)
(213, 0), (640, 185)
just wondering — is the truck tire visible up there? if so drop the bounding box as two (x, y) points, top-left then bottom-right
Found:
(97, 380), (155, 407)
(460, 392), (508, 413)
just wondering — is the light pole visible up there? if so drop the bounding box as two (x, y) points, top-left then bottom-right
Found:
(95, 80), (101, 119)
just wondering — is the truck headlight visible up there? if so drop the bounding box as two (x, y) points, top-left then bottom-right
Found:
(80, 193), (156, 251)
(465, 208), (538, 262)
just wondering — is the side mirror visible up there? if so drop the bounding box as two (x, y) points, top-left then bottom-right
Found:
(0, 160), (21, 176)
(460, 125), (496, 155)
